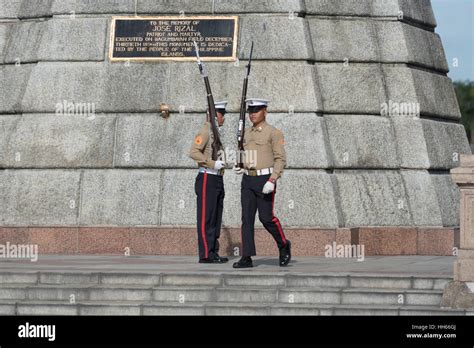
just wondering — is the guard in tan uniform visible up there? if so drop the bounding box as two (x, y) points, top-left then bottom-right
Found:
(233, 98), (291, 268)
(189, 101), (228, 264)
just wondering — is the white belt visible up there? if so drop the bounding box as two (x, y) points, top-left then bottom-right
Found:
(244, 168), (273, 176)
(199, 167), (224, 176)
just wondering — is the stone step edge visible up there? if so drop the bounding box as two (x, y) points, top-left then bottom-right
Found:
(3, 302), (471, 316)
(0, 284), (446, 294)
(0, 299), (466, 311)
(0, 270), (453, 280)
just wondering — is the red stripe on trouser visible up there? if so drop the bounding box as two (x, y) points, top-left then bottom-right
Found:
(272, 189), (286, 245)
(201, 173), (209, 258)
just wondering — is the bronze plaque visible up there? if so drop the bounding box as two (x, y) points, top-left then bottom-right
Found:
(109, 16), (239, 62)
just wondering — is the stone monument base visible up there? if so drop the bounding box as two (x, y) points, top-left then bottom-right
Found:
(441, 282), (474, 309)
(0, 226), (459, 256)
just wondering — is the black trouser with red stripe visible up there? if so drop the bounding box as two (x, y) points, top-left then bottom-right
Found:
(195, 172), (225, 260)
(241, 174), (287, 256)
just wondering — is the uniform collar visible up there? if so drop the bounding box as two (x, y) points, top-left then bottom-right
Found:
(251, 120), (267, 132)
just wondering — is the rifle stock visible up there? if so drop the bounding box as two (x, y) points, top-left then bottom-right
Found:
(193, 41), (223, 162)
(237, 42), (254, 168)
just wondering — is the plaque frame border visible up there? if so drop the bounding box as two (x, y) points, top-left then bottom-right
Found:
(109, 15), (239, 62)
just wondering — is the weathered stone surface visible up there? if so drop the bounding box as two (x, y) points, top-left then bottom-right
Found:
(268, 113), (330, 169)
(400, 170), (443, 226)
(52, 0), (304, 15)
(24, 61), (318, 113)
(51, 0), (135, 14)
(308, 0), (436, 28)
(308, 18), (446, 72)
(0, 0), (465, 252)
(79, 170), (162, 225)
(37, 18), (107, 61)
(18, 0), (53, 19)
(79, 305), (141, 316)
(0, 170), (81, 225)
(403, 0), (437, 28)
(376, 21), (448, 72)
(21, 62), (170, 113)
(168, 61), (320, 113)
(0, 23), (11, 63)
(0, 64), (33, 113)
(429, 33), (449, 72)
(160, 169), (197, 226)
(0, 0), (22, 18)
(441, 281), (474, 309)
(275, 170), (339, 227)
(221, 169), (242, 227)
(431, 175), (460, 227)
(160, 168), (241, 227)
(17, 304), (78, 315)
(308, 18), (378, 62)
(158, 169), (339, 228)
(115, 113), (201, 169)
(334, 171), (412, 227)
(324, 115), (398, 168)
(216, 0), (304, 13)
(114, 112), (327, 169)
(372, 0), (437, 28)
(315, 64), (386, 114)
(383, 66), (461, 120)
(4, 21), (45, 63)
(422, 120), (471, 169)
(391, 118), (429, 169)
(137, 0), (213, 13)
(239, 15), (313, 60)
(0, 114), (115, 168)
(305, 0), (372, 16)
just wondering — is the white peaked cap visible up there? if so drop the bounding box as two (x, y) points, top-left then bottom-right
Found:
(214, 101), (228, 110)
(246, 98), (269, 107)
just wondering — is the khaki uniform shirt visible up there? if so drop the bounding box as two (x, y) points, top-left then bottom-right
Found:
(188, 121), (224, 169)
(242, 120), (286, 180)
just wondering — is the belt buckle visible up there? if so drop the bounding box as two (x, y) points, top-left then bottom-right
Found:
(248, 169), (257, 176)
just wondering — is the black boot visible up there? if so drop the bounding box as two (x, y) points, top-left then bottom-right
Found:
(233, 256), (253, 269)
(214, 240), (228, 262)
(199, 252), (226, 264)
(279, 240), (291, 267)
(199, 257), (225, 264)
(215, 254), (229, 263)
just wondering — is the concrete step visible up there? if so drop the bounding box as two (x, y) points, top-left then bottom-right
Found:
(0, 270), (459, 315)
(0, 283), (444, 306)
(0, 300), (471, 316)
(0, 271), (452, 290)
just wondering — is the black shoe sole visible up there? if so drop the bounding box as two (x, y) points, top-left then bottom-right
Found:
(232, 263), (253, 268)
(199, 260), (226, 264)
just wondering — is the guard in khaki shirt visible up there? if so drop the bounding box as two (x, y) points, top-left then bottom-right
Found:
(188, 101), (228, 264)
(233, 98), (291, 268)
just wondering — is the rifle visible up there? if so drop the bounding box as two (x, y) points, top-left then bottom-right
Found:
(193, 41), (223, 161)
(236, 41), (254, 168)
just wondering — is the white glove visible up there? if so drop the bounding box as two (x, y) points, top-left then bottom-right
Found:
(214, 161), (225, 170)
(262, 181), (275, 194)
(233, 166), (245, 175)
